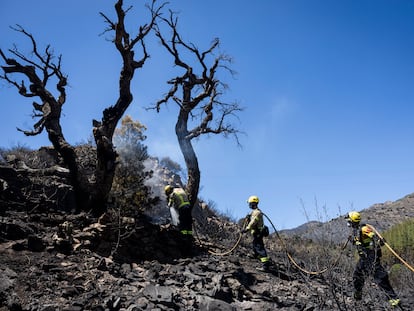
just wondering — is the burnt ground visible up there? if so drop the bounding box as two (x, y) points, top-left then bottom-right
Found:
(1, 208), (413, 311)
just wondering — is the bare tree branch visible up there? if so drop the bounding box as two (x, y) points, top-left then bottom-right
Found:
(1, 1), (167, 216)
(0, 25), (67, 138)
(88, 0), (165, 215)
(152, 9), (243, 207)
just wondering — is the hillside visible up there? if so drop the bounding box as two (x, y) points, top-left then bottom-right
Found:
(2, 206), (413, 311)
(280, 193), (414, 243)
(0, 208), (335, 310)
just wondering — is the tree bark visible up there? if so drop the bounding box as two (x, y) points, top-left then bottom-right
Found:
(175, 107), (200, 209)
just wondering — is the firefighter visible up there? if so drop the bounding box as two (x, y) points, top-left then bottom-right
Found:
(165, 185), (193, 237)
(243, 195), (271, 271)
(346, 211), (400, 307)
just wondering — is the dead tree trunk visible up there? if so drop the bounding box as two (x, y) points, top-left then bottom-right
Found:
(154, 10), (242, 209)
(175, 88), (200, 208)
(1, 1), (163, 215)
(90, 0), (162, 215)
(0, 32), (91, 211)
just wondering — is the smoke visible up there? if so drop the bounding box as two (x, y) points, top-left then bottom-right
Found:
(142, 157), (184, 224)
(113, 126), (185, 224)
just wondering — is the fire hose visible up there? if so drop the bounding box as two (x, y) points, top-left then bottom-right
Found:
(263, 213), (349, 275)
(193, 215), (414, 276)
(366, 224), (414, 273)
(194, 214), (349, 275)
(193, 218), (247, 256)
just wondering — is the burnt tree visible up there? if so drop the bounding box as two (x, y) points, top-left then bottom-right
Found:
(153, 10), (242, 209)
(0, 1), (163, 215)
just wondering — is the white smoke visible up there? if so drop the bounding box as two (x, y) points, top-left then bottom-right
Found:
(142, 157), (184, 224)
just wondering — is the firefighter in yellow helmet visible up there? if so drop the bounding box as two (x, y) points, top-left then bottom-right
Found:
(346, 211), (400, 307)
(243, 195), (271, 271)
(164, 185), (193, 237)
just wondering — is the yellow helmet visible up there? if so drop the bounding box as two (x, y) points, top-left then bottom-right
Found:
(361, 225), (374, 238)
(347, 211), (361, 223)
(247, 195), (259, 204)
(164, 185), (173, 195)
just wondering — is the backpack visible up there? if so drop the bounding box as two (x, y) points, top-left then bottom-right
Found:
(261, 225), (269, 237)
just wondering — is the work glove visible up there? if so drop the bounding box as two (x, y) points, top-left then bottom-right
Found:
(358, 250), (367, 258)
(355, 241), (366, 258)
(351, 236), (361, 245)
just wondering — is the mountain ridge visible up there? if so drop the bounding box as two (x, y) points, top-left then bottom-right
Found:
(280, 192), (414, 243)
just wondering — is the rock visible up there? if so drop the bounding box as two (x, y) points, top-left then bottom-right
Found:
(197, 296), (236, 311)
(27, 235), (46, 252)
(142, 284), (173, 303)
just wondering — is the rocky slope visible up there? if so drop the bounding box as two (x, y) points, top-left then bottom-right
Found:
(280, 192), (414, 244)
(1, 207), (413, 311)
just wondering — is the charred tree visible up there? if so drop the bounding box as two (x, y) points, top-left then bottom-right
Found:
(153, 10), (242, 209)
(0, 1), (163, 215)
(0, 26), (88, 212)
(92, 0), (162, 215)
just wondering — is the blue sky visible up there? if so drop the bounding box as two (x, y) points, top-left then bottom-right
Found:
(1, 1), (414, 229)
